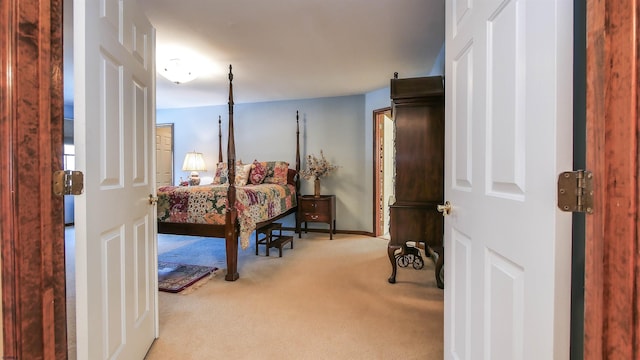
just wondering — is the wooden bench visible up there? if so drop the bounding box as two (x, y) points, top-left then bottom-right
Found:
(255, 222), (294, 257)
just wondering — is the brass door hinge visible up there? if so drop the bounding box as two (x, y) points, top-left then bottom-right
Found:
(557, 170), (593, 214)
(53, 170), (84, 196)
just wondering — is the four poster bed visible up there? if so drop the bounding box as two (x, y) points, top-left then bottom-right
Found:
(156, 66), (301, 281)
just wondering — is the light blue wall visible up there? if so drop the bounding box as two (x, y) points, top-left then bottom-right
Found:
(64, 104), (74, 119)
(428, 43), (445, 76)
(157, 94), (388, 233)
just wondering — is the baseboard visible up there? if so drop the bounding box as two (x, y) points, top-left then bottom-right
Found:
(281, 227), (374, 237)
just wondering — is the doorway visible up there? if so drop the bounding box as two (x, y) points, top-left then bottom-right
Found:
(156, 124), (174, 187)
(3, 1), (640, 358)
(373, 107), (393, 238)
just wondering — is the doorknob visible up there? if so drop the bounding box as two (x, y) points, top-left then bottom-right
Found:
(437, 201), (452, 216)
(148, 194), (158, 205)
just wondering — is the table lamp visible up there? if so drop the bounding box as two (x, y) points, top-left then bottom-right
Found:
(182, 151), (206, 185)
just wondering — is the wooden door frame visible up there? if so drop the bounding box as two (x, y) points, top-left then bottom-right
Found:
(1, 0), (67, 358)
(372, 107), (391, 237)
(584, 0), (639, 358)
(0, 0), (637, 359)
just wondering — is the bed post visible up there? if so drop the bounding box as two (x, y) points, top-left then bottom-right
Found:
(295, 110), (301, 195)
(218, 115), (223, 163)
(224, 65), (239, 281)
(295, 111), (301, 235)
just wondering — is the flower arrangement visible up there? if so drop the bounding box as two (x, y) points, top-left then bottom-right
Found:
(300, 150), (338, 180)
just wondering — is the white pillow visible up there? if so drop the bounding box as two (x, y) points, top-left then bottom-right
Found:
(235, 163), (252, 186)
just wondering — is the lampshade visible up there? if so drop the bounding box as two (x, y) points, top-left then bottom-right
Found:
(182, 151), (207, 172)
(160, 58), (197, 84)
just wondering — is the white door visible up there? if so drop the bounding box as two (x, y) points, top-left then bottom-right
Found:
(74, 0), (158, 358)
(444, 1), (573, 359)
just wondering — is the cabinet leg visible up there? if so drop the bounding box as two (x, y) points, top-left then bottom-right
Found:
(333, 220), (337, 235)
(387, 244), (401, 283)
(431, 246), (444, 289)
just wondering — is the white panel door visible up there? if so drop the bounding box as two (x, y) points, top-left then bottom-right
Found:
(444, 1), (573, 359)
(74, 0), (157, 358)
(156, 125), (173, 187)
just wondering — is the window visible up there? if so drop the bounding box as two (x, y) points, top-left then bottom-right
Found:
(63, 144), (75, 171)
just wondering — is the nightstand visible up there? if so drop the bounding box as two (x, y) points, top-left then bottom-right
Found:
(298, 195), (336, 239)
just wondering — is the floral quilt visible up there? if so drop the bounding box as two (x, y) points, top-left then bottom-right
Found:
(157, 183), (297, 249)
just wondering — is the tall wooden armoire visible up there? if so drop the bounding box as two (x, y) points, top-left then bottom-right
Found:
(387, 74), (445, 288)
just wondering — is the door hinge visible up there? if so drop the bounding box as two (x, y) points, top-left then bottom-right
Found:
(53, 170), (84, 196)
(557, 170), (593, 214)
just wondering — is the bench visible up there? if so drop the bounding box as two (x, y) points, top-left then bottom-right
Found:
(255, 222), (294, 257)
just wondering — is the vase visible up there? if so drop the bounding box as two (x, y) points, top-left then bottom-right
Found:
(314, 177), (321, 197)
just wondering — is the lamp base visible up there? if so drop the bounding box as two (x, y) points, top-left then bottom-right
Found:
(188, 171), (200, 186)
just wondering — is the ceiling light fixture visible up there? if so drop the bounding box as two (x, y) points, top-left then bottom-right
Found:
(159, 58), (197, 84)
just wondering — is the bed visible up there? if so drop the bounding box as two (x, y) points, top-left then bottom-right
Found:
(156, 65), (301, 281)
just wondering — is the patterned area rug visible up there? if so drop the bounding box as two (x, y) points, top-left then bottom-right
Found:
(158, 261), (217, 293)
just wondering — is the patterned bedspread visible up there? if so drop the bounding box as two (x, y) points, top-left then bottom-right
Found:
(157, 183), (297, 249)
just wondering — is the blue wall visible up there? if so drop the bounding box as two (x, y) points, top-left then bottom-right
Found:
(158, 90), (392, 233)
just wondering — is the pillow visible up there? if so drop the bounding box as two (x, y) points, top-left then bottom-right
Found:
(235, 163), (252, 186)
(212, 162), (227, 184)
(262, 161), (289, 185)
(249, 160), (267, 185)
(212, 162), (252, 186)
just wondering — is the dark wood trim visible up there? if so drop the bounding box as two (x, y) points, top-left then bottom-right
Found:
(0, 0), (67, 358)
(373, 110), (383, 236)
(333, 229), (374, 237)
(372, 107), (391, 237)
(218, 115), (223, 163)
(0, 0), (17, 355)
(283, 227), (374, 238)
(585, 0), (639, 358)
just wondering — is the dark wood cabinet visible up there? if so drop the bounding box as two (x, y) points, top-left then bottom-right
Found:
(387, 75), (444, 288)
(297, 195), (336, 239)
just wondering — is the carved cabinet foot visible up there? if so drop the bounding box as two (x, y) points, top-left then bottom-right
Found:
(430, 245), (444, 289)
(387, 244), (401, 283)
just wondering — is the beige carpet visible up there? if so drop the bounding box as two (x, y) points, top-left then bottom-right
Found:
(144, 232), (444, 359)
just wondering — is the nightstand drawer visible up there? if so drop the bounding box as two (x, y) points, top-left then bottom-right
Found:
(301, 212), (330, 222)
(300, 199), (330, 213)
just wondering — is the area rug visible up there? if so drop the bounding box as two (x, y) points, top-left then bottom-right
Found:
(158, 261), (217, 293)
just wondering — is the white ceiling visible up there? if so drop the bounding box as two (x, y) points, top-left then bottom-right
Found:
(63, 0), (445, 109)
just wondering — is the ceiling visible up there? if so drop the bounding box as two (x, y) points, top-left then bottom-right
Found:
(63, 0), (445, 109)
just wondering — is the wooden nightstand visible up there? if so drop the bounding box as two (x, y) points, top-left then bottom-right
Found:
(297, 195), (336, 239)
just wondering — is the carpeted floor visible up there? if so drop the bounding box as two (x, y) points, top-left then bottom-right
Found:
(146, 231), (444, 360)
(66, 228), (444, 359)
